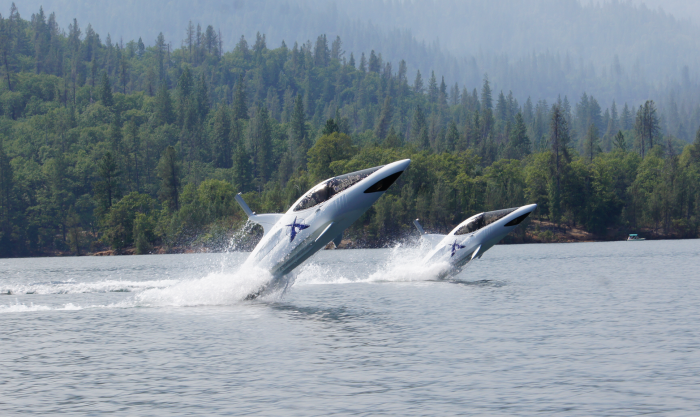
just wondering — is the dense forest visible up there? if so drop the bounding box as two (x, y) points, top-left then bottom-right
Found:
(0, 5), (699, 257)
(9, 0), (700, 126)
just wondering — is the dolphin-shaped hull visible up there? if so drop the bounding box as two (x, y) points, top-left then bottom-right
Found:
(237, 159), (411, 297)
(415, 204), (537, 277)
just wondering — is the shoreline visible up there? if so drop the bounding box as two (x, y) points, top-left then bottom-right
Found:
(5, 220), (691, 258)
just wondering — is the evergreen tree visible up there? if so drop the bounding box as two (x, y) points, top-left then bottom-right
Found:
(583, 123), (601, 162)
(411, 106), (427, 146)
(496, 91), (507, 122)
(549, 104), (570, 224)
(413, 70), (423, 93)
(289, 94), (307, 171)
(445, 121), (459, 152)
(157, 146), (180, 211)
(359, 52), (367, 72)
(368, 50), (380, 72)
(233, 74), (248, 120)
(95, 152), (121, 214)
(100, 72), (114, 108)
(154, 82), (175, 125)
(612, 130), (627, 152)
(375, 96), (393, 141)
(248, 106), (272, 185)
(383, 126), (401, 148)
(621, 103), (632, 130)
(507, 112), (530, 159)
(232, 140), (252, 192)
(212, 106), (232, 168)
(428, 71), (438, 103)
(481, 75), (492, 110)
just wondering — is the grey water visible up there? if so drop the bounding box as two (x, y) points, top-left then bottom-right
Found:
(1, 240), (699, 416)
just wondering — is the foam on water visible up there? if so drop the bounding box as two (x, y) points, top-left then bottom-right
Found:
(0, 278), (178, 295)
(133, 264), (275, 307)
(0, 301), (84, 313)
(1, 259), (279, 312)
(295, 244), (452, 285)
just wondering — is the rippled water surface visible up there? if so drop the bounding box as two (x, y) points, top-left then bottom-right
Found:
(1, 240), (699, 415)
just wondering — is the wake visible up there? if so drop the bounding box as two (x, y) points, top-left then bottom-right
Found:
(0, 264), (279, 313)
(295, 244), (452, 286)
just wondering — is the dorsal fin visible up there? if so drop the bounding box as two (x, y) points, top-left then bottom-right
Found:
(235, 193), (283, 236)
(413, 218), (445, 248)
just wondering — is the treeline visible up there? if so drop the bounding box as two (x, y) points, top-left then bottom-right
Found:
(0, 6), (698, 257)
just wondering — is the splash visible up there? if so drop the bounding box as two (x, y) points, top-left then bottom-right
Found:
(133, 264), (276, 307)
(295, 244), (452, 285)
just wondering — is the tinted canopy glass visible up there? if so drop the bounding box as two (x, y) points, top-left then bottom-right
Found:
(454, 207), (518, 235)
(293, 166), (383, 211)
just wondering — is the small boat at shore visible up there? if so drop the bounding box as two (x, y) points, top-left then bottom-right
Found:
(627, 234), (645, 241)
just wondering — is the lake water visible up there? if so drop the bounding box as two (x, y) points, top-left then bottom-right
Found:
(1, 240), (699, 415)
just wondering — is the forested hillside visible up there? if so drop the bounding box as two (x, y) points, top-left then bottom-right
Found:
(7, 0), (700, 135)
(0, 5), (699, 257)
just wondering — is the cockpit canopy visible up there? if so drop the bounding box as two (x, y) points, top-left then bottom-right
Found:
(293, 166), (384, 211)
(453, 207), (518, 235)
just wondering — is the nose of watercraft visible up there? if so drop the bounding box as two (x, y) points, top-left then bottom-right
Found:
(388, 159), (411, 174)
(522, 203), (537, 213)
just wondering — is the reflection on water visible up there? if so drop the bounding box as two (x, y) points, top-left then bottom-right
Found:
(1, 240), (700, 415)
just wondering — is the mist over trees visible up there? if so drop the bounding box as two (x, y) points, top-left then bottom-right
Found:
(5, 0), (700, 136)
(0, 3), (699, 257)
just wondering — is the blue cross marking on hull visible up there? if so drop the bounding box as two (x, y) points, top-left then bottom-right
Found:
(286, 216), (310, 242)
(449, 239), (466, 257)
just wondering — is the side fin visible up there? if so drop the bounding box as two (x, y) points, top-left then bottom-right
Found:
(315, 222), (334, 243)
(414, 219), (445, 248)
(471, 245), (482, 260)
(235, 193), (283, 237)
(332, 232), (343, 248)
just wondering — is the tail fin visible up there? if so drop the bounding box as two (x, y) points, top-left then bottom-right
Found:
(413, 218), (445, 248)
(413, 219), (426, 235)
(236, 193), (284, 237)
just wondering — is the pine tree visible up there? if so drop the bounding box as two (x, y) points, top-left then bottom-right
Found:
(232, 140), (252, 192)
(233, 74), (248, 120)
(413, 70), (423, 93)
(549, 104), (570, 224)
(383, 126), (401, 148)
(359, 52), (367, 72)
(439, 77), (447, 106)
(248, 106), (272, 185)
(496, 91), (507, 122)
(411, 106), (427, 146)
(95, 152), (121, 214)
(154, 82), (174, 125)
(583, 124), (601, 162)
(428, 71), (438, 103)
(289, 94), (307, 171)
(445, 121), (459, 152)
(212, 106), (232, 168)
(613, 130), (627, 152)
(100, 72), (114, 108)
(157, 146), (180, 211)
(621, 103), (632, 130)
(368, 50), (380, 72)
(481, 75), (492, 110)
(330, 36), (343, 60)
(375, 96), (393, 141)
(507, 112), (530, 159)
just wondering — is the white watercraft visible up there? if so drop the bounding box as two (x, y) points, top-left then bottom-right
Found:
(414, 204), (537, 277)
(236, 159), (411, 297)
(627, 234), (645, 241)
